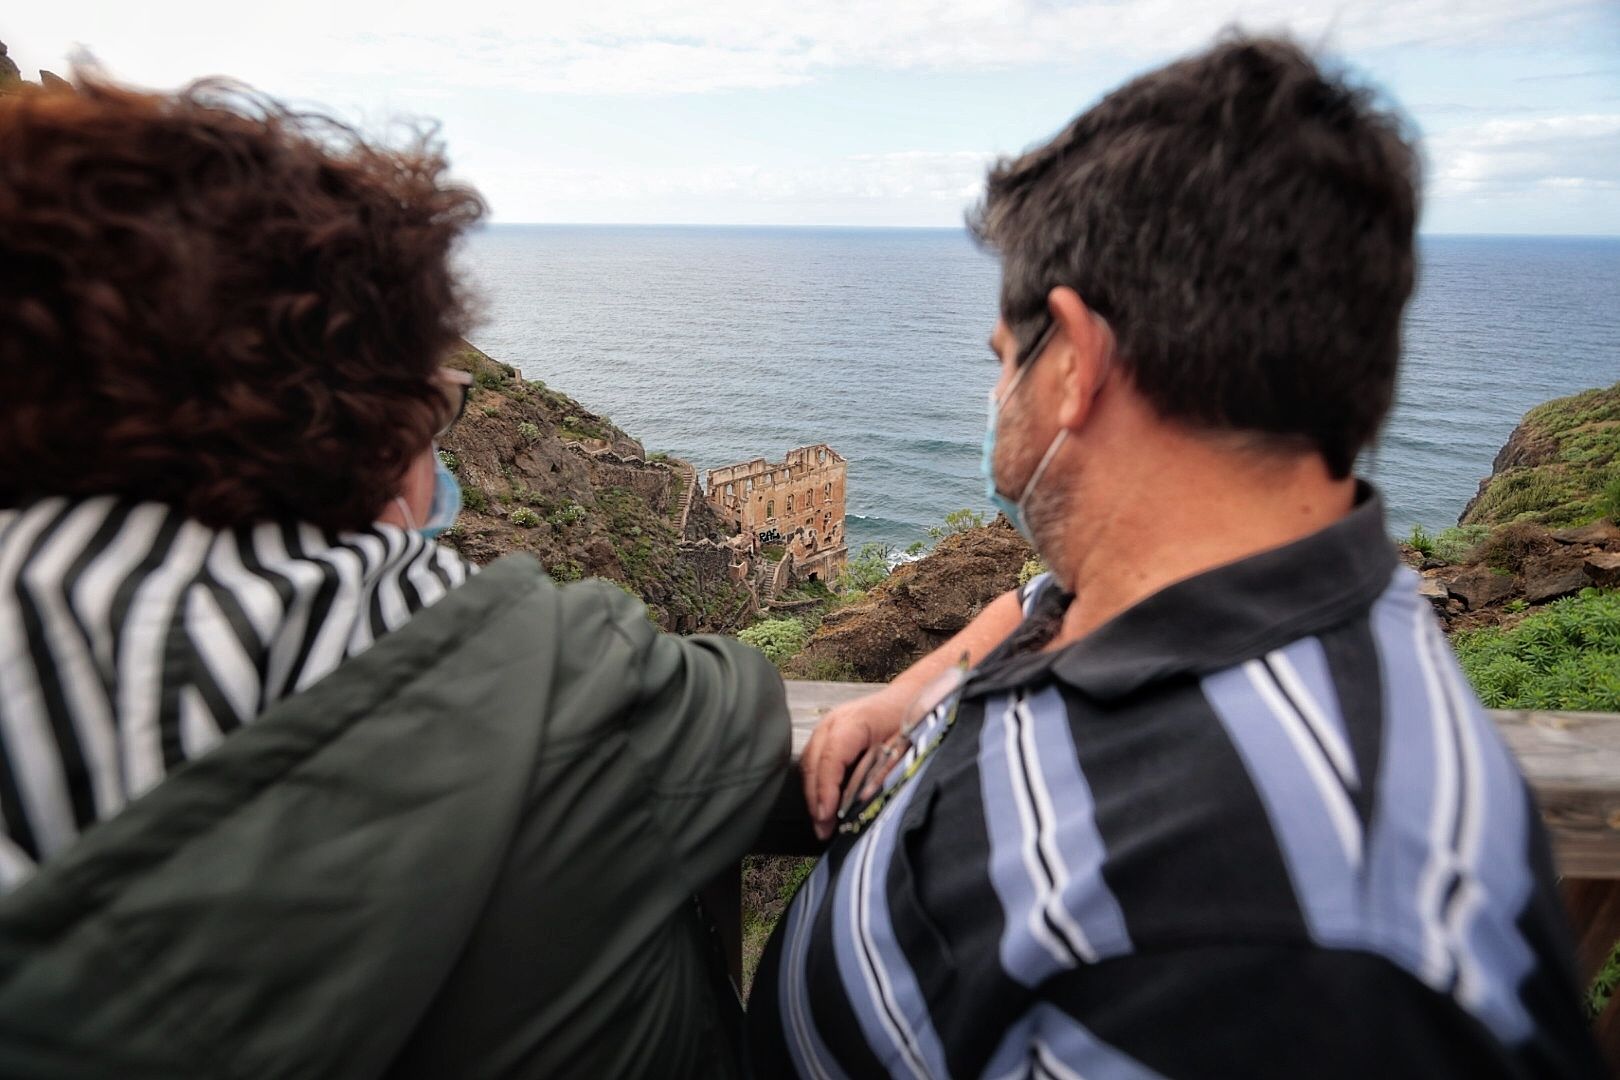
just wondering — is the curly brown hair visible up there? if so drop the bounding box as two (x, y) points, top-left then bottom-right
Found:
(0, 76), (486, 529)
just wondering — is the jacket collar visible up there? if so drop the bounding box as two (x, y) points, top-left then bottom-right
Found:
(970, 482), (1398, 701)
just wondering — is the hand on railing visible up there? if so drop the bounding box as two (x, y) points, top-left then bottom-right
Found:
(802, 685), (909, 840)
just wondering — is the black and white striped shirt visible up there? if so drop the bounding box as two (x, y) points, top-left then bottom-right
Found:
(749, 487), (1601, 1078)
(0, 497), (473, 890)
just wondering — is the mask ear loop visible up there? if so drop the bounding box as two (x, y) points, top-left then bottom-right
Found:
(394, 495), (420, 532)
(1011, 311), (1117, 520)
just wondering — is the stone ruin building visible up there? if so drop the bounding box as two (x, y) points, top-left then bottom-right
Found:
(705, 444), (848, 587)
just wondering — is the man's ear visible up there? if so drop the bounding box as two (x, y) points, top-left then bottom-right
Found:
(1048, 285), (1112, 431)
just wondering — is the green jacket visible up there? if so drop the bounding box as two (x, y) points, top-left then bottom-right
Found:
(0, 555), (790, 1078)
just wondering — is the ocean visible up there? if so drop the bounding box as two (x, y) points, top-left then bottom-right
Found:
(458, 227), (1620, 552)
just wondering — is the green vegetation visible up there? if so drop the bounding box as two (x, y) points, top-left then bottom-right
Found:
(1018, 556), (1048, 586)
(546, 558), (583, 583)
(927, 508), (986, 540)
(837, 543), (894, 593)
(516, 421), (541, 443)
(559, 413), (606, 442)
(1406, 524), (1436, 557)
(742, 855), (817, 993)
(547, 501), (587, 528)
(1434, 524), (1490, 564)
(1462, 382), (1620, 528)
(437, 450), (460, 474)
(648, 451), (670, 463)
(738, 617), (812, 665)
(461, 486), (489, 513)
(1454, 589), (1620, 712)
(509, 507), (541, 528)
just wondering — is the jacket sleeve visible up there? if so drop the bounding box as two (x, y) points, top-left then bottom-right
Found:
(577, 579), (791, 892)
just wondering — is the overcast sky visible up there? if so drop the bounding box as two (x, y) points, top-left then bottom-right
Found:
(7, 2), (1619, 232)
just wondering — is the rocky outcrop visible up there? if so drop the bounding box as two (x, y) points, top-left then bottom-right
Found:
(1460, 382), (1620, 527)
(784, 519), (1033, 682)
(1417, 502), (1620, 630)
(436, 342), (755, 633)
(0, 41), (20, 88)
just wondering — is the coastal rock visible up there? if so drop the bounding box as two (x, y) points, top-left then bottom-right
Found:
(1416, 574), (1449, 608)
(1520, 553), (1589, 604)
(1553, 521), (1620, 546)
(0, 41), (19, 87)
(1445, 567), (1517, 611)
(1587, 552), (1620, 589)
(785, 519), (1033, 683)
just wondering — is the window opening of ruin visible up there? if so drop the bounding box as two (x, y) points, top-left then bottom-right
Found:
(767, 500), (775, 517)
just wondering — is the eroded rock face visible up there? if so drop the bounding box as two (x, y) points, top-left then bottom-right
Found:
(1445, 567), (1518, 611)
(786, 520), (1033, 683)
(435, 340), (756, 633)
(1588, 552), (1620, 589)
(1520, 553), (1591, 605)
(0, 41), (21, 88)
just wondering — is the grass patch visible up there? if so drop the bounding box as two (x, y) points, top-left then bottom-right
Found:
(1434, 524), (1490, 564)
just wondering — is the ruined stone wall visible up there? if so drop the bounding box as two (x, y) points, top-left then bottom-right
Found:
(704, 443), (848, 581)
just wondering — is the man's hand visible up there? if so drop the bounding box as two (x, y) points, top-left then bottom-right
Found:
(800, 587), (1029, 841)
(803, 685), (909, 841)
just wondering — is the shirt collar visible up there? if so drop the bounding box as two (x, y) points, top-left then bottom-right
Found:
(969, 482), (1398, 701)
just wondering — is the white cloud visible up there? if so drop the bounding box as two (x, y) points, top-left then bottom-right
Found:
(481, 151), (994, 223)
(1427, 114), (1620, 196)
(9, 0), (1610, 97)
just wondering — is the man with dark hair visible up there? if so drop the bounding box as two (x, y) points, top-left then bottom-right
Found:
(753, 35), (1603, 1077)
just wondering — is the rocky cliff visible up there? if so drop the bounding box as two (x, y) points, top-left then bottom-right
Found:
(1414, 382), (1620, 632)
(437, 341), (756, 633)
(1460, 382), (1620, 528)
(784, 519), (1033, 682)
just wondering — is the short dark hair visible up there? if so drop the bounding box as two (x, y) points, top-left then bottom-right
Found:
(969, 35), (1418, 477)
(0, 77), (486, 529)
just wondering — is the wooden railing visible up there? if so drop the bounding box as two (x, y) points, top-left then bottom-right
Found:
(711, 682), (1620, 1042)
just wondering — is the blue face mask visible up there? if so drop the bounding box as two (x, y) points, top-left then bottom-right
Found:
(981, 324), (1067, 544)
(396, 449), (462, 539)
(419, 451), (463, 538)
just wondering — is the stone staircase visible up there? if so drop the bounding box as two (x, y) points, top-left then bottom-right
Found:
(666, 458), (698, 538)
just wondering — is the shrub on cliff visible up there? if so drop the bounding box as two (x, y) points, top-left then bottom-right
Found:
(738, 617), (811, 666)
(837, 543), (894, 594)
(1454, 588), (1620, 711)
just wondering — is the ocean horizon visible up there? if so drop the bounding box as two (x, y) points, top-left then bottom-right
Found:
(457, 225), (1620, 552)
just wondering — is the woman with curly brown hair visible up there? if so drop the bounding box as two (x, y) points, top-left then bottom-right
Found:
(0, 77), (788, 1079)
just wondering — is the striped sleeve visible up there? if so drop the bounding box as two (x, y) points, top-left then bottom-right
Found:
(1030, 944), (1520, 1079)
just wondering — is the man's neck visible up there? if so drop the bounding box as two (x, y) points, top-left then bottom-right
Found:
(1046, 445), (1357, 648)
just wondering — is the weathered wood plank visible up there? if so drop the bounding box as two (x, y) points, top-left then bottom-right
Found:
(1495, 711), (1620, 880)
(778, 684), (1620, 878)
